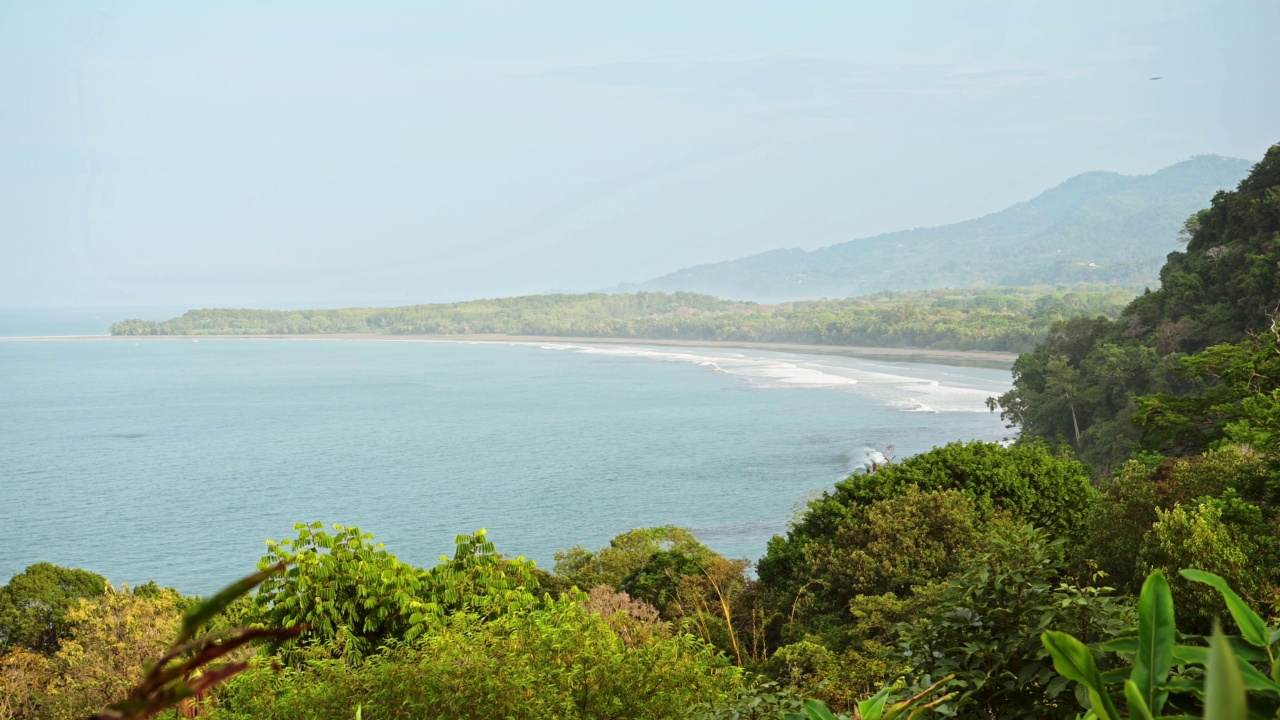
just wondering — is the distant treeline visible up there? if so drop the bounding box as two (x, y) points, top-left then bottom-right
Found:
(110, 286), (1137, 353)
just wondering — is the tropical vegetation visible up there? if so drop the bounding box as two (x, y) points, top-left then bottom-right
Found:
(992, 144), (1280, 473)
(3, 145), (1278, 719)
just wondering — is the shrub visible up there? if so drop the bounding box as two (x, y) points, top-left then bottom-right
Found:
(208, 599), (744, 720)
(895, 525), (1133, 720)
(554, 526), (719, 591)
(252, 523), (542, 662)
(759, 441), (1097, 596)
(0, 585), (183, 720)
(1042, 568), (1280, 719)
(1135, 497), (1278, 632)
(1089, 446), (1276, 594)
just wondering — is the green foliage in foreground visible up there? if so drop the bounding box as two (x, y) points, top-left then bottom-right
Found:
(208, 599), (743, 720)
(757, 440), (1098, 610)
(3, 469), (1277, 720)
(895, 526), (1134, 720)
(109, 285), (1135, 353)
(1043, 568), (1280, 720)
(750, 441), (1127, 718)
(253, 524), (542, 663)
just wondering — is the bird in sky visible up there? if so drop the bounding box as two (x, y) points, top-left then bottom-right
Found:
(1149, 76), (1162, 80)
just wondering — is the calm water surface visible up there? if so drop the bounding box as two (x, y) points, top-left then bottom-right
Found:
(1, 327), (1012, 593)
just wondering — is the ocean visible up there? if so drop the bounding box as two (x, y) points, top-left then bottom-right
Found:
(0, 313), (1013, 595)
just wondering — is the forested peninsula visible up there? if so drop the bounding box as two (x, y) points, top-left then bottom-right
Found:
(110, 285), (1134, 354)
(7, 145), (1280, 720)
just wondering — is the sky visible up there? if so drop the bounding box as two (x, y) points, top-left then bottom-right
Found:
(2, 1), (1277, 309)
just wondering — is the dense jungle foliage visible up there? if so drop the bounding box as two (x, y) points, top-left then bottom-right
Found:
(4, 441), (1279, 719)
(6, 145), (1279, 719)
(110, 285), (1134, 354)
(992, 144), (1280, 474)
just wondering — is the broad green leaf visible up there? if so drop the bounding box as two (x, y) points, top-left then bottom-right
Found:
(1133, 570), (1175, 716)
(178, 564), (282, 644)
(1171, 645), (1280, 697)
(802, 699), (839, 720)
(1124, 680), (1155, 720)
(1226, 637), (1271, 663)
(1102, 637), (1140, 654)
(857, 687), (890, 720)
(1180, 570), (1269, 647)
(1177, 636), (1271, 662)
(1042, 631), (1121, 720)
(1203, 623), (1247, 720)
(1100, 667), (1131, 685)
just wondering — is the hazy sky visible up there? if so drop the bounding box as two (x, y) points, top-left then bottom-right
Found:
(2, 1), (1277, 308)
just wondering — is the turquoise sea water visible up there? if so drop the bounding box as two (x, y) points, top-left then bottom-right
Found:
(0, 307), (184, 338)
(0, 323), (1013, 594)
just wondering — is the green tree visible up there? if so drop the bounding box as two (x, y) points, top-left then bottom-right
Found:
(1135, 497), (1278, 633)
(1088, 446), (1273, 592)
(784, 488), (1001, 650)
(621, 549), (707, 615)
(554, 526), (719, 592)
(252, 523), (420, 662)
(0, 563), (108, 655)
(253, 523), (541, 663)
(759, 440), (1097, 599)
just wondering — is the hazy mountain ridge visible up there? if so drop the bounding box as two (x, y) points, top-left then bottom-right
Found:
(617, 155), (1252, 301)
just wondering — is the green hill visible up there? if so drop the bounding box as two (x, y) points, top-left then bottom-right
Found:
(621, 155), (1251, 301)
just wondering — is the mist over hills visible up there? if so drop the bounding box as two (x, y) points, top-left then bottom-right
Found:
(615, 155), (1252, 302)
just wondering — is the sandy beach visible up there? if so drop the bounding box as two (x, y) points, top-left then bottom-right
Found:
(0, 332), (1019, 367)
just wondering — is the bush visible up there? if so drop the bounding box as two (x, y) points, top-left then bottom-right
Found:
(252, 523), (542, 662)
(554, 526), (719, 592)
(1089, 446), (1274, 593)
(896, 525), (1133, 720)
(0, 585), (183, 720)
(759, 441), (1097, 596)
(207, 599), (744, 720)
(774, 488), (1008, 659)
(1042, 568), (1280, 719)
(1135, 497), (1278, 632)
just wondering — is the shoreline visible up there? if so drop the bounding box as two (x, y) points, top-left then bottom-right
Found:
(0, 333), (1018, 367)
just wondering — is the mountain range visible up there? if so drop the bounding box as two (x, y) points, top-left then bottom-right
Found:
(614, 155), (1252, 301)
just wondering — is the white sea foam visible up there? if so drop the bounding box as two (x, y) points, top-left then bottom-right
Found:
(524, 342), (1009, 413)
(893, 398), (940, 413)
(535, 343), (860, 387)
